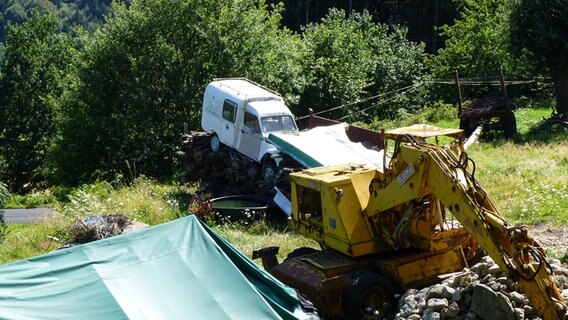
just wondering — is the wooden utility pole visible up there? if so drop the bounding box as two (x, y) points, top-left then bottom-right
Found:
(454, 71), (463, 116)
(498, 67), (511, 113)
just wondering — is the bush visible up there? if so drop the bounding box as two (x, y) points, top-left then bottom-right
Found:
(51, 0), (307, 186)
(300, 9), (426, 121)
(0, 182), (9, 206)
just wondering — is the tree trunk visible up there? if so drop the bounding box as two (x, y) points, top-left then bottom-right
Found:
(551, 66), (568, 116)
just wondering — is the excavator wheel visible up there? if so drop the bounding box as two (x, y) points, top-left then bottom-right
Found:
(342, 270), (396, 320)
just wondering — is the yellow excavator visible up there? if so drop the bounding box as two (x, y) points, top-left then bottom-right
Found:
(253, 124), (567, 320)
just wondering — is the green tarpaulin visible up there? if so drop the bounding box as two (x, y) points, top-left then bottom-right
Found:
(0, 215), (313, 320)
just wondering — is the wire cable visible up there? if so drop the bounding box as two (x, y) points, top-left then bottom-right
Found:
(296, 83), (420, 120)
(338, 84), (420, 121)
(425, 79), (537, 86)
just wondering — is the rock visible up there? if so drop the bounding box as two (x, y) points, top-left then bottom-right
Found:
(487, 264), (502, 275)
(470, 263), (485, 275)
(407, 314), (422, 320)
(481, 274), (492, 284)
(505, 279), (515, 291)
(562, 289), (568, 300)
(453, 271), (476, 288)
(553, 274), (568, 290)
(509, 291), (528, 305)
(463, 292), (473, 306)
(514, 308), (525, 320)
(470, 284), (515, 320)
(522, 305), (536, 317)
(423, 309), (441, 320)
(442, 286), (456, 299)
(442, 301), (461, 318)
(551, 260), (568, 276)
(489, 281), (501, 291)
(426, 284), (445, 300)
(496, 276), (508, 284)
(398, 304), (417, 318)
(481, 255), (495, 265)
(452, 287), (464, 302)
(427, 298), (449, 312)
(399, 289), (418, 309)
(465, 311), (477, 320)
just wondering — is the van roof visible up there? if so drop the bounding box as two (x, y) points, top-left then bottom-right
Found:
(247, 99), (293, 117)
(209, 78), (283, 103)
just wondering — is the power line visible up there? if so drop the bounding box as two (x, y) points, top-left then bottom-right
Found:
(425, 79), (537, 86)
(339, 85), (420, 121)
(296, 83), (420, 120)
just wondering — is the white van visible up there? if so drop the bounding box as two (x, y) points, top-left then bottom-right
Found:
(201, 78), (298, 180)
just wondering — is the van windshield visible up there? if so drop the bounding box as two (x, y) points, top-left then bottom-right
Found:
(261, 115), (298, 133)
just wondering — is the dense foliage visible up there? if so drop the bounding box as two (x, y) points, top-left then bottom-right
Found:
(0, 0), (114, 41)
(510, 0), (568, 115)
(51, 0), (307, 185)
(301, 9), (425, 120)
(0, 0), (118, 61)
(0, 0), (562, 193)
(429, 0), (547, 103)
(0, 182), (9, 206)
(432, 0), (516, 79)
(0, 13), (77, 193)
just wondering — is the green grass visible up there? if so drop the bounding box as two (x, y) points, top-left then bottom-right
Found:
(212, 222), (319, 263)
(468, 140), (568, 225)
(3, 193), (57, 209)
(0, 177), (193, 264)
(1, 106), (567, 264)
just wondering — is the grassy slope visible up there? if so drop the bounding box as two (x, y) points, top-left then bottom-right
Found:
(0, 107), (566, 264)
(467, 108), (568, 225)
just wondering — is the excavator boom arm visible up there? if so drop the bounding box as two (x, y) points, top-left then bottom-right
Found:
(369, 140), (566, 320)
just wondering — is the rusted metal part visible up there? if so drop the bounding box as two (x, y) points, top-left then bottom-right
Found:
(251, 246), (279, 272)
(264, 245), (470, 317)
(299, 250), (356, 270)
(270, 256), (353, 317)
(455, 70), (517, 138)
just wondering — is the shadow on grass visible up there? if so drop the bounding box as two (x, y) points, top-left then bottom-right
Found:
(479, 117), (568, 147)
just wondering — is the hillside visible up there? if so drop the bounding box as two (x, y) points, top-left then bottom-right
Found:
(0, 0), (117, 61)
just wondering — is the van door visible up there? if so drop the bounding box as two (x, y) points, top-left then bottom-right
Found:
(220, 100), (238, 147)
(239, 111), (263, 160)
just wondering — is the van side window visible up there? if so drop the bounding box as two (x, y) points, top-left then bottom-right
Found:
(244, 112), (260, 133)
(222, 100), (237, 123)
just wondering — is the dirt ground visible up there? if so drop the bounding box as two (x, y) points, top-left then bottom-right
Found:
(529, 223), (568, 258)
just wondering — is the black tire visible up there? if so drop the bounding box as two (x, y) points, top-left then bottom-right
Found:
(343, 270), (396, 320)
(210, 134), (220, 153)
(261, 159), (277, 182)
(501, 112), (517, 138)
(285, 247), (318, 261)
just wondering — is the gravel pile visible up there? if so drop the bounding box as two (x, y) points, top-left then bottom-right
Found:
(395, 256), (568, 320)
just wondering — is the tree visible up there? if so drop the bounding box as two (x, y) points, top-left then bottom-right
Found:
(431, 0), (530, 80)
(301, 9), (425, 121)
(0, 12), (76, 192)
(52, 0), (307, 185)
(510, 0), (568, 115)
